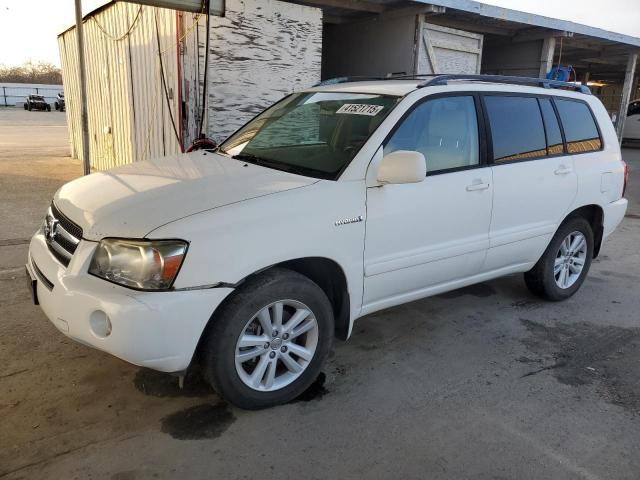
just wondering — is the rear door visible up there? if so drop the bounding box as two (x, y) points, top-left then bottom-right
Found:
(482, 94), (578, 271)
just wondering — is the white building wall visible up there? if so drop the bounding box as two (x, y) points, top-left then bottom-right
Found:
(205, 0), (323, 143)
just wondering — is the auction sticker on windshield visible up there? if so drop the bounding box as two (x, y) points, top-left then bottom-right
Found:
(336, 104), (385, 116)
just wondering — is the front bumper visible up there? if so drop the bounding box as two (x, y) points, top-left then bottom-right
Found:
(27, 232), (233, 372)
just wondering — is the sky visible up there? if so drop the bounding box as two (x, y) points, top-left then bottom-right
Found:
(0, 0), (639, 67)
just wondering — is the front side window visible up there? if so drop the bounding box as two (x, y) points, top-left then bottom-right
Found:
(484, 96), (547, 163)
(384, 96), (479, 173)
(555, 99), (602, 153)
(219, 92), (399, 179)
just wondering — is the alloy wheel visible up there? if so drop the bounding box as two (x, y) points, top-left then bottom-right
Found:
(234, 300), (319, 392)
(554, 231), (588, 289)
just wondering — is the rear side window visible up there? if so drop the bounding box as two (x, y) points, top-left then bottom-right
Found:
(484, 96), (547, 162)
(538, 98), (564, 155)
(554, 99), (602, 153)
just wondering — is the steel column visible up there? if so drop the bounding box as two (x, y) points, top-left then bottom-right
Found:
(74, 0), (91, 175)
(539, 36), (556, 78)
(616, 52), (638, 143)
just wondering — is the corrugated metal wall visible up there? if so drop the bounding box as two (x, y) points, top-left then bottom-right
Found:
(58, 3), (196, 170)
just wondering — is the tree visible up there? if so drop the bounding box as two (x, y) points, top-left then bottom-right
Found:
(0, 61), (62, 84)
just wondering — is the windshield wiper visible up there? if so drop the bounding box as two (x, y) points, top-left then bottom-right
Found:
(232, 153), (296, 173)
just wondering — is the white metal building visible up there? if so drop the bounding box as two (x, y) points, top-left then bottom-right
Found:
(59, 0), (640, 171)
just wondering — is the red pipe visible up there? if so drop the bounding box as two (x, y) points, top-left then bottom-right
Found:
(176, 11), (184, 152)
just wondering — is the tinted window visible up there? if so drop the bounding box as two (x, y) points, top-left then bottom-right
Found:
(538, 98), (564, 155)
(384, 96), (479, 173)
(628, 101), (640, 116)
(484, 96), (547, 162)
(555, 99), (602, 153)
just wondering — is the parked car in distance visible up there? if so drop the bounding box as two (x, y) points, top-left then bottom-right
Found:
(24, 95), (50, 111)
(622, 98), (640, 144)
(27, 75), (628, 409)
(54, 92), (65, 112)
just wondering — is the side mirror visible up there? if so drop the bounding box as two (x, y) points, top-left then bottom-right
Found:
(377, 150), (426, 185)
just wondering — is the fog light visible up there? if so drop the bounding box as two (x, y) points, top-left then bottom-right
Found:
(89, 310), (112, 338)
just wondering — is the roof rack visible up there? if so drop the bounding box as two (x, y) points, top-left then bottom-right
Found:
(418, 74), (591, 94)
(314, 74), (439, 87)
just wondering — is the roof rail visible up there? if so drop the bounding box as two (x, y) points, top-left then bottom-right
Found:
(314, 74), (439, 87)
(418, 74), (591, 94)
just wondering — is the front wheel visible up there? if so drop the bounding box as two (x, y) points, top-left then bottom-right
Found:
(524, 216), (594, 301)
(201, 268), (334, 409)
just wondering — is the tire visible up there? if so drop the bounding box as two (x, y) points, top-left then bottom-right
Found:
(524, 216), (594, 301)
(201, 268), (334, 409)
(23, 103), (27, 110)
(27, 105), (32, 111)
(46, 105), (51, 112)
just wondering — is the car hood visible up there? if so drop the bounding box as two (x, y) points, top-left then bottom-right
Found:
(54, 151), (318, 240)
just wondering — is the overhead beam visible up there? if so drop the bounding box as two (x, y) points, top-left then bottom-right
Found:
(512, 28), (572, 44)
(122, 0), (224, 15)
(379, 4), (445, 21)
(293, 0), (386, 13)
(424, 16), (514, 36)
(322, 4), (445, 26)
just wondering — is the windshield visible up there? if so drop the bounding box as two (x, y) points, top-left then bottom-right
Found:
(219, 92), (399, 179)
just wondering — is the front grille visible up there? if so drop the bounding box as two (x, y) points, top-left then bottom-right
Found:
(51, 203), (83, 239)
(44, 203), (83, 267)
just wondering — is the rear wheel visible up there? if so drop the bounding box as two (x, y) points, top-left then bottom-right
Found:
(524, 216), (593, 301)
(202, 268), (334, 409)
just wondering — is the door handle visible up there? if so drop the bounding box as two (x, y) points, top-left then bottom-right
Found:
(554, 165), (573, 175)
(466, 182), (490, 192)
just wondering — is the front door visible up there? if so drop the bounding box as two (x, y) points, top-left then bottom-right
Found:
(363, 94), (493, 313)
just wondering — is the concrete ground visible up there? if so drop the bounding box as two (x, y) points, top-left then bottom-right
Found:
(1, 106), (639, 480)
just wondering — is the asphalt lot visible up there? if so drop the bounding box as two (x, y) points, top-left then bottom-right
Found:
(1, 106), (639, 479)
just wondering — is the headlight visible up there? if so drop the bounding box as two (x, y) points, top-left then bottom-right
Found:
(89, 239), (188, 290)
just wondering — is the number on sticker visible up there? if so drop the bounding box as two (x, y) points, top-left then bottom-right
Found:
(336, 104), (384, 116)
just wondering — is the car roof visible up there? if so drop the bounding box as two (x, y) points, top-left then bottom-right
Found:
(306, 78), (592, 99)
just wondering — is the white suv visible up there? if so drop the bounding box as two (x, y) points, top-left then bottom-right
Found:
(27, 75), (628, 409)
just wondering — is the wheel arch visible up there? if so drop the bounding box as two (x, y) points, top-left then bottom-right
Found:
(194, 256), (352, 367)
(274, 257), (351, 341)
(562, 204), (604, 258)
